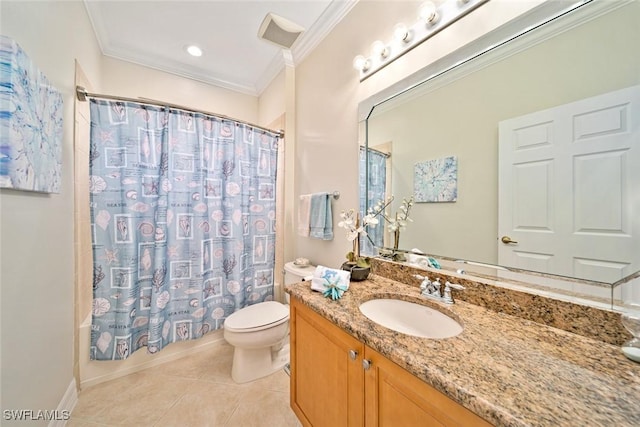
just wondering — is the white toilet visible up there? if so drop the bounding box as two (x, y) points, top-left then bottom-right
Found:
(223, 261), (315, 383)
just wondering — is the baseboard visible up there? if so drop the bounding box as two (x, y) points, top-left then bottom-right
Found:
(48, 379), (77, 427)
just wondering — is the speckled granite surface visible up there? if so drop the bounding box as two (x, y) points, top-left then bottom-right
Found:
(286, 275), (640, 427)
(371, 258), (632, 346)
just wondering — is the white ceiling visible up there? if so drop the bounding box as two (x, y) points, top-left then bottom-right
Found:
(83, 0), (357, 96)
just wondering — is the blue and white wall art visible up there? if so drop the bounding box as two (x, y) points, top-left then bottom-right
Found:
(414, 156), (458, 202)
(0, 35), (63, 193)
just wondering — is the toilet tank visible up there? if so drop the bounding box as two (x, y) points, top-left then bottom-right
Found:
(284, 262), (316, 304)
(284, 262), (315, 285)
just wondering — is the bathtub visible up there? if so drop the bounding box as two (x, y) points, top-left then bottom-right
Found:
(79, 314), (225, 388)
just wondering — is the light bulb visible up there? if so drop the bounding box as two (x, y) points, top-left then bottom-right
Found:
(393, 23), (411, 43)
(186, 45), (203, 57)
(353, 55), (370, 72)
(419, 1), (439, 24)
(371, 40), (389, 59)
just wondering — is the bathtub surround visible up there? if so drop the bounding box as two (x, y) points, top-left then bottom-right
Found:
(89, 99), (280, 360)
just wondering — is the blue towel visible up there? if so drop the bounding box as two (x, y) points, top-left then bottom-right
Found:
(309, 192), (333, 240)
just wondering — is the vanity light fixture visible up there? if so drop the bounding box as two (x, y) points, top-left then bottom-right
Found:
(419, 1), (440, 25)
(186, 45), (203, 57)
(353, 55), (370, 72)
(353, 0), (488, 81)
(393, 23), (412, 43)
(371, 40), (389, 59)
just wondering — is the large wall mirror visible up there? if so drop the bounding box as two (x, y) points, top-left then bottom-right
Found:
(362, 0), (640, 310)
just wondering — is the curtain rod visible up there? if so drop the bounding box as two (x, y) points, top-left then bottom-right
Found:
(75, 86), (284, 138)
(360, 145), (390, 158)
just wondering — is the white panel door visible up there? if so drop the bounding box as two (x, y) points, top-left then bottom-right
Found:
(499, 85), (640, 287)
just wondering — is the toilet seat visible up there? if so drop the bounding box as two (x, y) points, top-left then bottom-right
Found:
(224, 301), (289, 333)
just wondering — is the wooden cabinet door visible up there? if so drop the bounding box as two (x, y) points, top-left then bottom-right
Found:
(364, 346), (493, 427)
(290, 298), (364, 427)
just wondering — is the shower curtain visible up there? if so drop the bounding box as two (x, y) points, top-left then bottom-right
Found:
(359, 146), (387, 256)
(88, 99), (279, 360)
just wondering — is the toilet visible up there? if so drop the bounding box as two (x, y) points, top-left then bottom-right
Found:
(223, 261), (315, 383)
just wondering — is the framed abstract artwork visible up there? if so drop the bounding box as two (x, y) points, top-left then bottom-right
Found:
(414, 156), (458, 202)
(0, 35), (63, 193)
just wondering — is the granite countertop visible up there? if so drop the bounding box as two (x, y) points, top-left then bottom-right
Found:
(285, 274), (640, 427)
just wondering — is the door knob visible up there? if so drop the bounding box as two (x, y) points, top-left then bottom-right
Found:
(362, 359), (372, 370)
(501, 236), (518, 244)
(349, 350), (358, 360)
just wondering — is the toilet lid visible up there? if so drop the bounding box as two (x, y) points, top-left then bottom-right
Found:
(225, 301), (289, 330)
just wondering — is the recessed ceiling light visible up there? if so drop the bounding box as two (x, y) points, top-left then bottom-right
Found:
(186, 45), (203, 57)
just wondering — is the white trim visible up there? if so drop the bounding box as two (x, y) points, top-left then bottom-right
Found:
(256, 52), (287, 96)
(282, 50), (295, 68)
(101, 52), (259, 96)
(48, 379), (77, 427)
(291, 0), (358, 65)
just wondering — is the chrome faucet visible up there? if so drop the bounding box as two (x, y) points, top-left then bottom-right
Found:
(414, 275), (465, 304)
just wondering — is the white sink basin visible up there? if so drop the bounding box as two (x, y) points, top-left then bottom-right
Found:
(359, 299), (463, 339)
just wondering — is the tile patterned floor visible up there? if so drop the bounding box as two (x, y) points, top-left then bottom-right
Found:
(69, 343), (301, 427)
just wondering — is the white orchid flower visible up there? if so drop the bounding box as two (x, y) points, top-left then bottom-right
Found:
(346, 229), (359, 241)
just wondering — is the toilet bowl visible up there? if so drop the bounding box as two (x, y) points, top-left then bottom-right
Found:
(223, 301), (290, 383)
(224, 261), (315, 384)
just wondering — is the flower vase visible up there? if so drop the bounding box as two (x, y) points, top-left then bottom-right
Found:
(341, 262), (370, 282)
(392, 230), (406, 262)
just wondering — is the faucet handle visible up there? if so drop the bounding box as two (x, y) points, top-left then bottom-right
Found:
(442, 281), (464, 304)
(445, 281), (465, 291)
(415, 274), (431, 292)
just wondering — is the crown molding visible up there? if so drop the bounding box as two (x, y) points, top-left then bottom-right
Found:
(254, 50), (295, 96)
(102, 49), (259, 96)
(292, 0), (358, 65)
(255, 51), (286, 95)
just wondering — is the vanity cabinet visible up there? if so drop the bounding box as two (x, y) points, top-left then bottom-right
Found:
(290, 296), (364, 427)
(290, 297), (492, 427)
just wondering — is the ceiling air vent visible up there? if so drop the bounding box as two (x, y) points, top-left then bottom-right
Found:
(258, 13), (305, 49)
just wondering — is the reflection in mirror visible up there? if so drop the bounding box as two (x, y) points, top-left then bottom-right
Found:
(362, 0), (640, 309)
